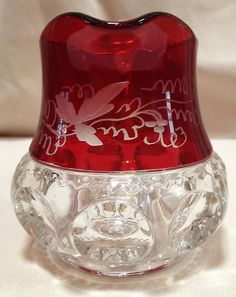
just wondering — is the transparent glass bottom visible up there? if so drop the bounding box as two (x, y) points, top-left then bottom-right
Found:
(11, 152), (227, 276)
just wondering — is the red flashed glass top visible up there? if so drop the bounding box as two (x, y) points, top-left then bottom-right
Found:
(30, 12), (212, 171)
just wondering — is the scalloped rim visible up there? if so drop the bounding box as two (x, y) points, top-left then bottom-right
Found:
(48, 11), (195, 33)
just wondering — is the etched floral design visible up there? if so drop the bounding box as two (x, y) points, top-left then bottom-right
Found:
(55, 81), (129, 146)
(41, 78), (197, 155)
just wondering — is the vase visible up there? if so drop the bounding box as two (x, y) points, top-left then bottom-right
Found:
(11, 12), (227, 277)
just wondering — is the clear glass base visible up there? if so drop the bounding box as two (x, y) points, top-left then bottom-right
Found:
(11, 152), (227, 277)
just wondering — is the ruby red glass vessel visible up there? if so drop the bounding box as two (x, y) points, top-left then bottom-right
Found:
(12, 12), (227, 276)
(30, 12), (212, 171)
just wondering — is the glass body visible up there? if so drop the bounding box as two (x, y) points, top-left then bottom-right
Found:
(12, 12), (227, 276)
(30, 12), (212, 171)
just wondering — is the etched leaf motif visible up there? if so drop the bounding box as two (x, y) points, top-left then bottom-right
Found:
(50, 80), (189, 149)
(55, 95), (78, 124)
(77, 81), (129, 122)
(78, 103), (115, 123)
(75, 123), (103, 146)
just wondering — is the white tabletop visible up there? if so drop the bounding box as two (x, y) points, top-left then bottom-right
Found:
(0, 138), (235, 297)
